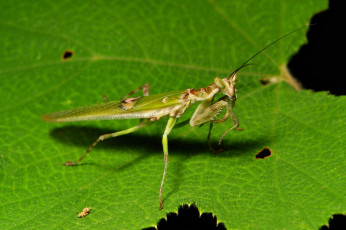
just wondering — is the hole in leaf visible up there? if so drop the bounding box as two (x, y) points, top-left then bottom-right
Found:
(143, 204), (226, 230)
(320, 214), (346, 230)
(62, 50), (73, 60)
(259, 77), (279, 86)
(256, 147), (272, 159)
(259, 78), (270, 85)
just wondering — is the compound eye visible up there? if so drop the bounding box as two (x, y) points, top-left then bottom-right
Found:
(232, 73), (239, 83)
(214, 77), (226, 89)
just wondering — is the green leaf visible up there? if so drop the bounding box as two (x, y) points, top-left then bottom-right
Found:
(1, 0), (344, 229)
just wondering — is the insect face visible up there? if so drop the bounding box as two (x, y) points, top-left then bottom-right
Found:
(215, 74), (238, 99)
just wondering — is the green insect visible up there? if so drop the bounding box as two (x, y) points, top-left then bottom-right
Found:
(42, 26), (307, 210)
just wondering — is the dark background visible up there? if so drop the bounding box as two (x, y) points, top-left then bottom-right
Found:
(288, 0), (346, 96)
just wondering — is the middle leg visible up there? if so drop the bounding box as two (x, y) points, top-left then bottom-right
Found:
(159, 117), (177, 210)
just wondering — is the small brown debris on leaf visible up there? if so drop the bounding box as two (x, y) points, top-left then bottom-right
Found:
(78, 207), (91, 218)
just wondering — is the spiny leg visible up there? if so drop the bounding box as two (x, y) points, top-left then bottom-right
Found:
(213, 111), (230, 124)
(190, 96), (229, 153)
(64, 120), (151, 166)
(190, 96), (229, 127)
(159, 117), (177, 210)
(218, 103), (239, 145)
(207, 108), (232, 153)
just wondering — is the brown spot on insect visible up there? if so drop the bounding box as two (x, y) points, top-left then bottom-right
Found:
(120, 97), (141, 110)
(204, 86), (213, 94)
(189, 88), (201, 96)
(150, 117), (158, 122)
(255, 147), (272, 159)
(78, 207), (91, 218)
(189, 87), (215, 99)
(62, 50), (73, 60)
(179, 89), (192, 100)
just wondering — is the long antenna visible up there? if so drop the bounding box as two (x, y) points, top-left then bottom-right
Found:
(228, 25), (309, 78)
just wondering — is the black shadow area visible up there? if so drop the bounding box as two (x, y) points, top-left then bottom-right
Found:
(50, 125), (269, 160)
(50, 125), (270, 203)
